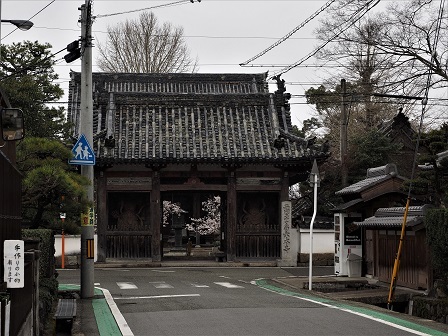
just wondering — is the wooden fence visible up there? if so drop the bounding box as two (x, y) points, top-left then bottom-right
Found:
(106, 232), (152, 258)
(236, 233), (280, 258)
(378, 231), (429, 290)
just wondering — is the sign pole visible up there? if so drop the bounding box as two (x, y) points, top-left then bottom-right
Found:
(308, 160), (319, 291)
(80, 0), (94, 299)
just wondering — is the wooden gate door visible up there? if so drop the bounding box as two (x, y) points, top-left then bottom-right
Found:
(378, 231), (423, 289)
(235, 192), (280, 258)
(106, 192), (152, 258)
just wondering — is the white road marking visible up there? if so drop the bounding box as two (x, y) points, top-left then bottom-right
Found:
(117, 282), (138, 289)
(258, 285), (430, 336)
(114, 294), (200, 300)
(154, 283), (174, 289)
(214, 282), (244, 288)
(151, 270), (175, 273)
(97, 287), (134, 336)
(191, 283), (210, 288)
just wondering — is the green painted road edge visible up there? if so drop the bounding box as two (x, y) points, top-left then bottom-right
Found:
(255, 279), (448, 336)
(58, 284), (122, 336)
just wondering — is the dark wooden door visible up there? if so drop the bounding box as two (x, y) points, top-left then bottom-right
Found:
(106, 192), (152, 258)
(235, 192), (280, 258)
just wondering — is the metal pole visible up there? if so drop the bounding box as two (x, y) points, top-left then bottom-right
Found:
(340, 79), (348, 187)
(80, 0), (94, 299)
(308, 174), (317, 290)
(308, 160), (319, 291)
(61, 229), (65, 269)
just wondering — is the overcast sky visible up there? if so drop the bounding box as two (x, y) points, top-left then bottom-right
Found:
(2, 0), (388, 127)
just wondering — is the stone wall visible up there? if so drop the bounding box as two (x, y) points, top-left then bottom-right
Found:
(411, 296), (448, 324)
(297, 253), (334, 266)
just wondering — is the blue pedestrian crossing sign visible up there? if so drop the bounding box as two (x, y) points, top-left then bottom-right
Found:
(69, 134), (95, 165)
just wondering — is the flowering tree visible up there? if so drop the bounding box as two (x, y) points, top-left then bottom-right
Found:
(186, 196), (221, 235)
(162, 201), (186, 227)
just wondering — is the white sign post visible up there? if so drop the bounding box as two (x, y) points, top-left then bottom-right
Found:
(4, 240), (24, 288)
(308, 160), (320, 291)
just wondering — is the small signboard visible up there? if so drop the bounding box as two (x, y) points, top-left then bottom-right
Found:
(81, 207), (95, 226)
(69, 134), (95, 165)
(4, 240), (24, 288)
(343, 218), (362, 246)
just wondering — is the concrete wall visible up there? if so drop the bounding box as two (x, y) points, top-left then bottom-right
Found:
(54, 235), (98, 262)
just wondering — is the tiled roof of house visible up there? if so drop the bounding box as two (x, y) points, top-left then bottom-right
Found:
(335, 164), (404, 195)
(67, 72), (327, 166)
(354, 205), (432, 230)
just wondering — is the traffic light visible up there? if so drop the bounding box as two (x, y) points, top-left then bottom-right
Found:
(64, 40), (81, 63)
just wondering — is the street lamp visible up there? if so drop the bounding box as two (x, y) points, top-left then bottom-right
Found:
(1, 19), (33, 31)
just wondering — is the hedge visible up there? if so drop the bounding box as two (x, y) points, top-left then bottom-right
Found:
(22, 229), (55, 278)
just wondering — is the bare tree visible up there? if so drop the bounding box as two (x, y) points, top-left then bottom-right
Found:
(313, 0), (447, 125)
(374, 1), (448, 93)
(315, 2), (404, 124)
(97, 11), (198, 73)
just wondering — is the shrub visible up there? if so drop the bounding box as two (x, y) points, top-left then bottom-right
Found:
(426, 209), (448, 280)
(22, 229), (55, 278)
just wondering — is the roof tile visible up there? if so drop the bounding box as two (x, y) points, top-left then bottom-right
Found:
(68, 72), (327, 165)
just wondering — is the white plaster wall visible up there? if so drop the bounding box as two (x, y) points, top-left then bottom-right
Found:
(54, 234), (98, 262)
(299, 230), (334, 254)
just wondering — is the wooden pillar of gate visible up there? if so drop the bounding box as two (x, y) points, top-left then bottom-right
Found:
(151, 170), (161, 261)
(226, 168), (237, 261)
(96, 170), (107, 262)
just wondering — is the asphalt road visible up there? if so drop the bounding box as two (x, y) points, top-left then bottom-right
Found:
(58, 266), (440, 336)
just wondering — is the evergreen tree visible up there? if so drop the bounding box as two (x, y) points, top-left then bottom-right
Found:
(0, 41), (70, 139)
(16, 137), (90, 231)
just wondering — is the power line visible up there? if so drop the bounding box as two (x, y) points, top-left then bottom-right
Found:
(93, 0), (191, 19)
(2, 0), (56, 40)
(270, 0), (381, 78)
(240, 0), (337, 66)
(32, 26), (318, 40)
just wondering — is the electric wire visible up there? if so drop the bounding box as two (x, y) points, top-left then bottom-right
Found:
(239, 0), (337, 66)
(93, 0), (190, 19)
(2, 0), (56, 40)
(270, 0), (381, 79)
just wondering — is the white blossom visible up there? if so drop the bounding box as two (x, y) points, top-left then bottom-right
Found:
(186, 196), (221, 235)
(162, 201), (186, 227)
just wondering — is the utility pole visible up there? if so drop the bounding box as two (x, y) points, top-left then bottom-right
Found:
(340, 79), (348, 187)
(80, 0), (94, 299)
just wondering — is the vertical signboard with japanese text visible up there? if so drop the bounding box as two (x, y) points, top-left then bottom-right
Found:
(81, 207), (95, 226)
(4, 240), (24, 288)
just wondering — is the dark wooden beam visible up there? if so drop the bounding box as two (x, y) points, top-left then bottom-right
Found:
(151, 170), (161, 261)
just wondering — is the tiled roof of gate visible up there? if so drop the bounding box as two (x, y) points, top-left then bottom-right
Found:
(67, 72), (327, 165)
(354, 205), (433, 230)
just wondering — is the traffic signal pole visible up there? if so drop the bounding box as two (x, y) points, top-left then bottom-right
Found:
(80, 0), (94, 299)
